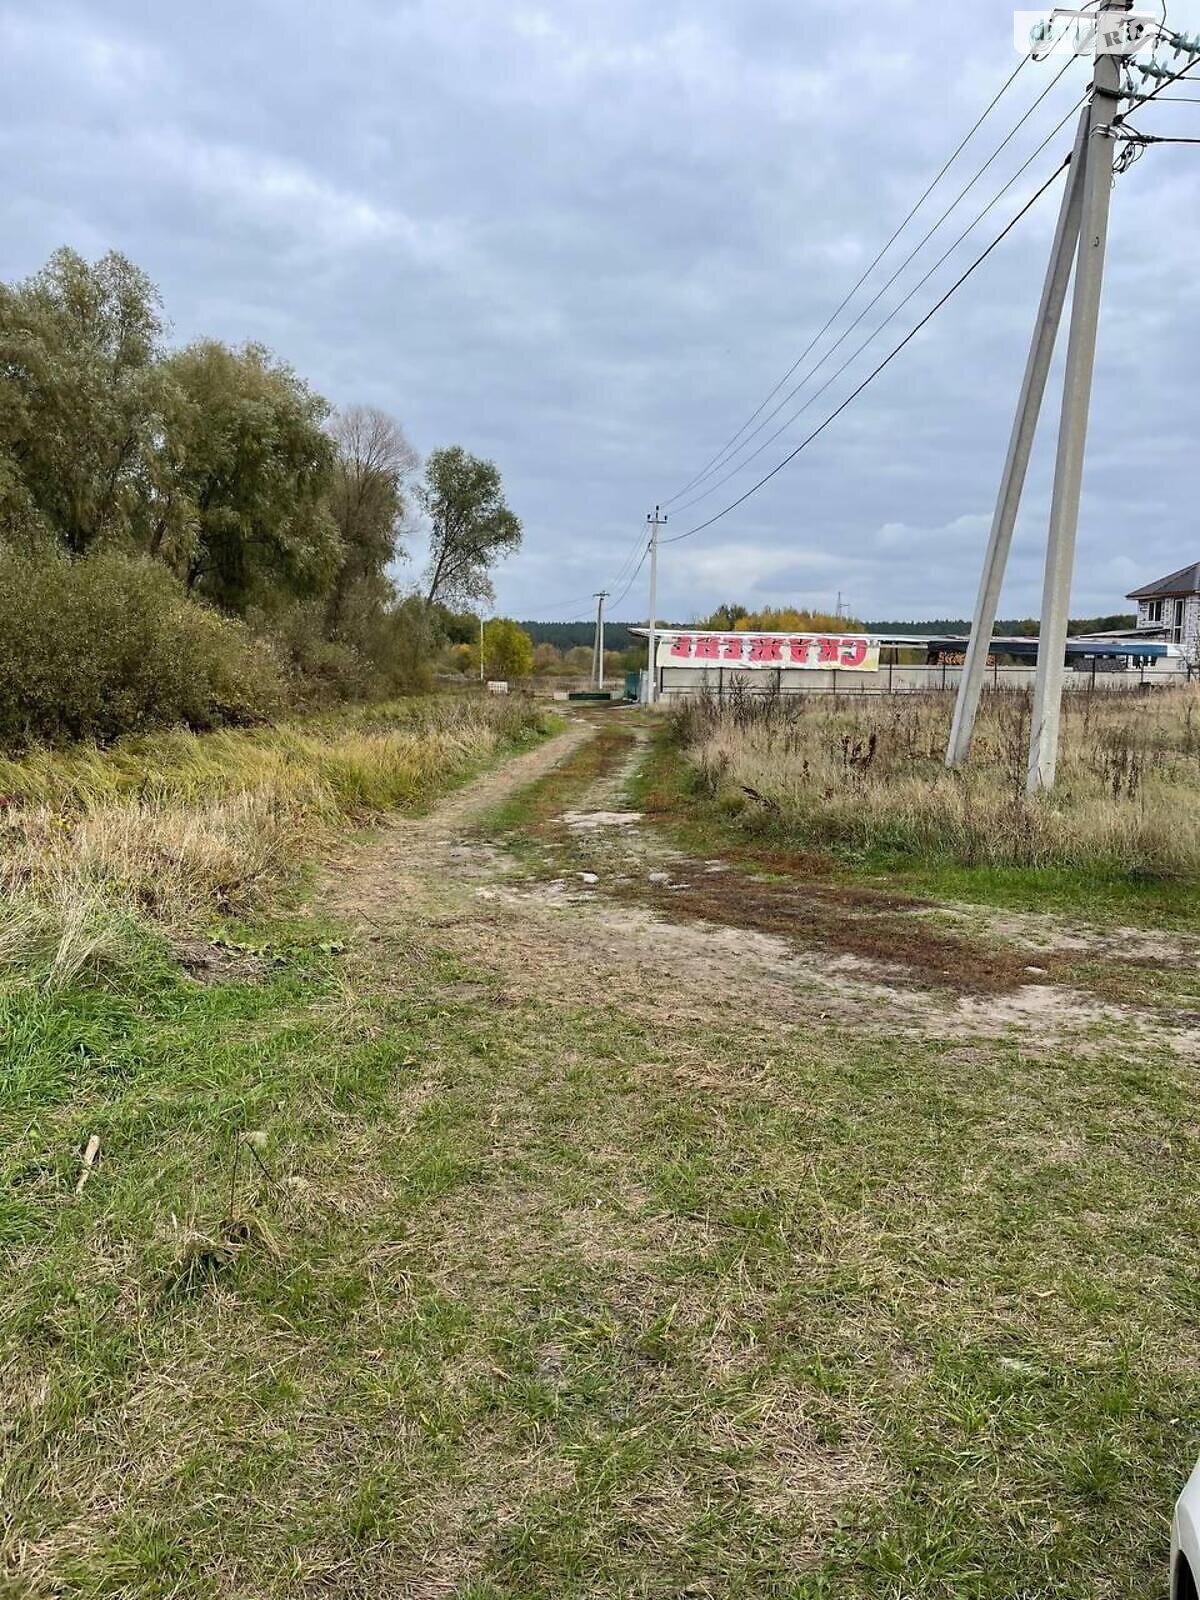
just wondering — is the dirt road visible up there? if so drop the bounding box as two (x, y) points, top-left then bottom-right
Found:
(13, 717), (1198, 1600)
(296, 711), (1200, 1596)
(328, 711), (1199, 1059)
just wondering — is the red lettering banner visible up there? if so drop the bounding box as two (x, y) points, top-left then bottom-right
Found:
(656, 633), (880, 672)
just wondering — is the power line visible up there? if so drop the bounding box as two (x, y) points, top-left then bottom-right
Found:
(534, 589), (609, 616)
(1129, 42), (1200, 105)
(530, 517), (649, 620)
(609, 544), (650, 613)
(667, 55), (1079, 510)
(668, 93), (1085, 518)
(606, 522), (652, 593)
(661, 155), (1069, 547)
(658, 56), (1032, 506)
(553, 47), (1193, 623)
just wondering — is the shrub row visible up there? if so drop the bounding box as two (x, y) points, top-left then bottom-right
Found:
(0, 550), (285, 747)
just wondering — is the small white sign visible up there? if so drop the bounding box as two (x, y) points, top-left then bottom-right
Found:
(1015, 10), (1156, 57)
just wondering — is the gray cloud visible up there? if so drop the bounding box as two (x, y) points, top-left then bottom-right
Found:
(1, 0), (1196, 621)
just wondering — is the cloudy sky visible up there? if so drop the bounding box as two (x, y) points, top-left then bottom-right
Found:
(1, 0), (1197, 622)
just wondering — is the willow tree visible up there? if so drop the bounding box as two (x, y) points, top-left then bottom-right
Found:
(159, 340), (340, 615)
(0, 247), (165, 553)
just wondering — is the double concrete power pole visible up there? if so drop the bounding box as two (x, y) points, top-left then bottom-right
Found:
(947, 0), (1130, 791)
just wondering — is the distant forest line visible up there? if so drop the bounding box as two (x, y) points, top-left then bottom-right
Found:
(521, 615), (1137, 649)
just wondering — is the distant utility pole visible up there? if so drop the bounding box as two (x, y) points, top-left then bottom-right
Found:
(592, 591), (609, 690)
(646, 507), (667, 704)
(479, 614), (485, 682)
(948, 0), (1132, 792)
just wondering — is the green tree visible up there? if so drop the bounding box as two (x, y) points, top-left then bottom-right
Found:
(342, 588), (438, 695)
(159, 341), (340, 614)
(436, 606), (482, 646)
(482, 617), (534, 680)
(0, 247), (165, 554)
(699, 603), (861, 633)
(421, 446), (521, 608)
(704, 602), (749, 631)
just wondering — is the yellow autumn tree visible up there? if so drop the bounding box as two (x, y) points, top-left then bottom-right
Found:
(699, 604), (863, 633)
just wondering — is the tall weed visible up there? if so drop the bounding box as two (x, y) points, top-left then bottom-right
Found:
(672, 686), (1200, 876)
(0, 696), (549, 977)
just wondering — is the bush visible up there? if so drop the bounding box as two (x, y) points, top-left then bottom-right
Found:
(257, 599), (376, 705)
(0, 550), (285, 747)
(361, 593), (437, 696)
(259, 591), (438, 705)
(482, 618), (534, 680)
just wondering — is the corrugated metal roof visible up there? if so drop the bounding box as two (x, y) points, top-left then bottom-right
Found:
(1126, 562), (1200, 599)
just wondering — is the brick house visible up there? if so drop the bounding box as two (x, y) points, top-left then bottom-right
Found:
(1127, 563), (1200, 659)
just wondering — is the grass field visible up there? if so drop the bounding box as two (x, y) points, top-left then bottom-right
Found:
(670, 687), (1200, 892)
(2, 704), (1198, 1597)
(0, 695), (551, 983)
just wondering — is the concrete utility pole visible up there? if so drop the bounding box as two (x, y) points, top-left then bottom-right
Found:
(1027, 0), (1126, 793)
(946, 106), (1090, 768)
(479, 614), (485, 682)
(592, 591), (609, 690)
(646, 507), (666, 704)
(946, 1), (1130, 790)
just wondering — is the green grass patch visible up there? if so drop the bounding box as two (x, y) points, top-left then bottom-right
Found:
(4, 708), (1199, 1595)
(4, 906), (1198, 1596)
(478, 714), (636, 841)
(865, 855), (1199, 925)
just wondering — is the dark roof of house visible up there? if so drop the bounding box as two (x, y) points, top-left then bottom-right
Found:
(1127, 562), (1200, 600)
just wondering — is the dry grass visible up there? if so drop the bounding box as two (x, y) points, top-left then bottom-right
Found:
(5, 711), (1199, 1597)
(0, 696), (550, 981)
(673, 686), (1200, 876)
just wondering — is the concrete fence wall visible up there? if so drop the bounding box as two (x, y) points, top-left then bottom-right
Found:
(656, 662), (1189, 700)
